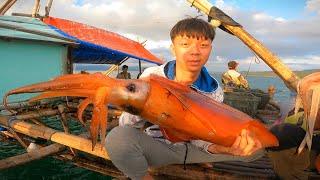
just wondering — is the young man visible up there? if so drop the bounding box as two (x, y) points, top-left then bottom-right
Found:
(117, 65), (131, 79)
(106, 18), (263, 180)
(221, 60), (249, 89)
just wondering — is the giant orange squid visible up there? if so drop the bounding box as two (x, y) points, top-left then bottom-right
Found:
(3, 73), (278, 149)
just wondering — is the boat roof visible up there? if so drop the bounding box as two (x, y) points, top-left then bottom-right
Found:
(0, 16), (75, 44)
(43, 16), (163, 65)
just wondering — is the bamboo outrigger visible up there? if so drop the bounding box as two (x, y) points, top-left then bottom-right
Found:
(0, 0), (318, 179)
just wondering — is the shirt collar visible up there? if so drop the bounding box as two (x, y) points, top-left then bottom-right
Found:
(164, 60), (218, 93)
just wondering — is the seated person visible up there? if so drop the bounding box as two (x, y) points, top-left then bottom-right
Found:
(265, 85), (281, 111)
(116, 65), (131, 79)
(105, 17), (263, 180)
(221, 60), (249, 89)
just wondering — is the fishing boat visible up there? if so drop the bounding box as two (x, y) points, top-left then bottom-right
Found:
(0, 0), (319, 179)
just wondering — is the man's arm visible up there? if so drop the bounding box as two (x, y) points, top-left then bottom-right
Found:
(208, 129), (262, 156)
(119, 112), (146, 128)
(238, 75), (249, 89)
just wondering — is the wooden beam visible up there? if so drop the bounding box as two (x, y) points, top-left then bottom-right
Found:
(0, 0), (17, 15)
(0, 115), (109, 160)
(186, 0), (300, 92)
(0, 143), (65, 170)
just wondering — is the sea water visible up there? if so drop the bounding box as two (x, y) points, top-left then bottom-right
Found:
(0, 70), (294, 179)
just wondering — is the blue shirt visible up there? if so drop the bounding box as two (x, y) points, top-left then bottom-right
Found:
(164, 60), (219, 93)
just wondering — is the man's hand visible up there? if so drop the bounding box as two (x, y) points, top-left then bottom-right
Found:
(207, 129), (262, 156)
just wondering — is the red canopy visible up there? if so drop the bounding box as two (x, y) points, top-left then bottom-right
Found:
(43, 17), (163, 65)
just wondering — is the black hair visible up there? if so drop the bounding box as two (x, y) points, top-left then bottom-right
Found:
(170, 18), (215, 41)
(122, 65), (128, 70)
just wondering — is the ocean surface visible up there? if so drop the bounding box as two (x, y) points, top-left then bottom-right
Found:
(0, 69), (295, 179)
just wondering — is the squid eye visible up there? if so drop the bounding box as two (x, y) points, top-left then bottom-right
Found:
(126, 83), (136, 92)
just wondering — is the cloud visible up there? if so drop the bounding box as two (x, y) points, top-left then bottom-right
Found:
(6, 0), (320, 71)
(306, 0), (320, 15)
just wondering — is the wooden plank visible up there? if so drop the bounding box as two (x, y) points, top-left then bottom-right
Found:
(54, 152), (275, 180)
(150, 164), (274, 180)
(212, 163), (274, 176)
(0, 143), (65, 170)
(220, 161), (273, 169)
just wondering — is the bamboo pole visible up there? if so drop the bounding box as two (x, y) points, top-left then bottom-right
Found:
(57, 104), (77, 155)
(0, 101), (34, 111)
(11, 12), (32, 17)
(32, 0), (40, 17)
(45, 0), (53, 17)
(0, 0), (17, 15)
(7, 128), (28, 148)
(13, 108), (60, 120)
(0, 116), (109, 159)
(102, 57), (129, 76)
(0, 100), (55, 111)
(55, 154), (127, 179)
(186, 0), (300, 92)
(0, 143), (65, 170)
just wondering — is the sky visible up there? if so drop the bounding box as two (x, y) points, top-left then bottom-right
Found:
(5, 0), (320, 72)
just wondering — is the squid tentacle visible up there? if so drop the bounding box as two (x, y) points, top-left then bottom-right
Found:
(77, 97), (93, 126)
(90, 86), (109, 150)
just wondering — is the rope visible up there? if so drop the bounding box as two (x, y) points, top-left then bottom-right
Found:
(245, 50), (261, 78)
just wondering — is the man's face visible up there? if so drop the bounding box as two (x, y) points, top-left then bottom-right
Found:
(171, 35), (212, 73)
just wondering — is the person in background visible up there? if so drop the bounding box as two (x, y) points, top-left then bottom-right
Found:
(105, 17), (263, 180)
(267, 85), (276, 99)
(266, 85), (281, 111)
(221, 60), (249, 89)
(117, 65), (131, 79)
(80, 70), (89, 74)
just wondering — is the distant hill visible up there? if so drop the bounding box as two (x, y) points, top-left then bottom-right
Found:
(245, 69), (319, 78)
